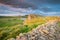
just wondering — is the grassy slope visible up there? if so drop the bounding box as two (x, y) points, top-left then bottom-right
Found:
(0, 16), (38, 40)
(0, 18), (23, 40)
(58, 21), (60, 27)
(0, 15), (60, 40)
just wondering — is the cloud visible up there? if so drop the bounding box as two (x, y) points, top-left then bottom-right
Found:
(42, 12), (60, 16)
(0, 4), (36, 16)
(0, 4), (60, 16)
(0, 0), (60, 10)
(27, 0), (60, 4)
(0, 13), (26, 16)
(47, 0), (60, 4)
(0, 0), (37, 9)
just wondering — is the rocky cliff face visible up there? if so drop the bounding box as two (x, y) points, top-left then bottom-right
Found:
(8, 20), (60, 40)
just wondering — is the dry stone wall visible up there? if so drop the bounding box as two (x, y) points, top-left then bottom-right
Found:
(8, 20), (60, 40)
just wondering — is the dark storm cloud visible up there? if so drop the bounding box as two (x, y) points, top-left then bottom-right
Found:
(47, 0), (60, 4)
(27, 0), (60, 4)
(0, 0), (60, 11)
(40, 0), (60, 3)
(0, 0), (60, 10)
(0, 0), (37, 9)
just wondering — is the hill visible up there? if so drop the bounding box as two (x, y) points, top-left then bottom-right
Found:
(24, 14), (60, 25)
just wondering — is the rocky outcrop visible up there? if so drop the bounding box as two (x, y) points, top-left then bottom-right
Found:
(8, 20), (60, 40)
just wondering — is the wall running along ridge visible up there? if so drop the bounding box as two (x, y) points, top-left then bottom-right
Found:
(8, 20), (60, 40)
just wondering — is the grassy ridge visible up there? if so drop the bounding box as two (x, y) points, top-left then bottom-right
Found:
(0, 15), (60, 40)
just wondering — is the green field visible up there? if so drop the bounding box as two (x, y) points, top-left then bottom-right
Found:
(0, 16), (39, 40)
(0, 17), (22, 40)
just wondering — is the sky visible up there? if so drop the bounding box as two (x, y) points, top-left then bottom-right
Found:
(0, 0), (60, 16)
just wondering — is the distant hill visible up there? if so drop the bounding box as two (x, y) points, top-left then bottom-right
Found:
(0, 14), (43, 18)
(24, 14), (60, 25)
